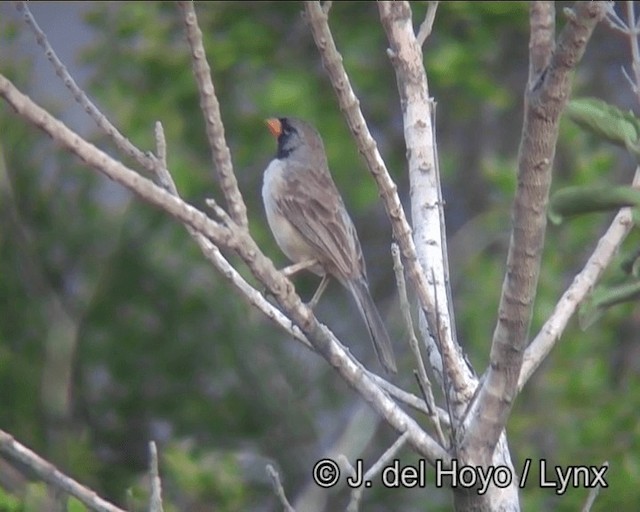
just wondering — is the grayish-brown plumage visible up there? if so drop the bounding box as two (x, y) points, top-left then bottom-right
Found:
(262, 117), (397, 373)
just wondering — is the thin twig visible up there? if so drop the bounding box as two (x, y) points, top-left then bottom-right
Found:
(391, 244), (447, 448)
(153, 121), (176, 192)
(0, 429), (126, 512)
(622, 66), (639, 94)
(626, 1), (640, 104)
(14, 2), (161, 178)
(266, 465), (296, 512)
(205, 197), (235, 228)
(430, 267), (456, 450)
(580, 461), (608, 512)
(177, 2), (248, 228)
(151, 125), (313, 352)
(368, 371), (450, 426)
(148, 442), (163, 512)
(603, 3), (630, 33)
(416, 2), (439, 46)
(520, 168), (640, 391)
(346, 433), (409, 512)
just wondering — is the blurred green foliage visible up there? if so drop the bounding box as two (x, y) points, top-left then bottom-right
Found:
(1, 2), (639, 511)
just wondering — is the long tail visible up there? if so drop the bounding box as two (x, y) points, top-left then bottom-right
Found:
(347, 278), (397, 374)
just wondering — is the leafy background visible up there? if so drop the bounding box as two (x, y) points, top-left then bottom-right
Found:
(1, 2), (639, 510)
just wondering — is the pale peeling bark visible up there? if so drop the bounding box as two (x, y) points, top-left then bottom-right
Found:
(379, 2), (522, 510)
(378, 0), (476, 416)
(305, 2), (468, 399)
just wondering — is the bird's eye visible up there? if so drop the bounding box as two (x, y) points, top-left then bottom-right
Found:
(280, 120), (296, 137)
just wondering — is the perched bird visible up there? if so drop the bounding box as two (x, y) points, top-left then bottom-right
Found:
(262, 117), (397, 373)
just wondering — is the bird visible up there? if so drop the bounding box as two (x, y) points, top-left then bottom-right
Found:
(262, 117), (397, 374)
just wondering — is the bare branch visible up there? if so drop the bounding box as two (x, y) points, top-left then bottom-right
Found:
(580, 462), (608, 512)
(0, 72), (449, 465)
(346, 432), (409, 512)
(177, 2), (248, 228)
(153, 121), (178, 194)
(155, 121), (313, 351)
(522, 0), (640, 386)
(148, 442), (163, 512)
(520, 160), (640, 387)
(302, 2), (431, 339)
(305, 2), (476, 422)
(0, 429), (125, 512)
(154, 123), (168, 172)
(625, 1), (640, 103)
(391, 243), (447, 447)
(377, 1), (476, 412)
(517, 4), (640, 384)
(14, 2), (162, 178)
(416, 2), (439, 47)
(603, 2), (630, 33)
(460, 1), (606, 465)
(266, 465), (296, 512)
(302, 1), (409, 237)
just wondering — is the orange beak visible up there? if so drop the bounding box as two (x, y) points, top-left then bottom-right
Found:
(265, 118), (282, 138)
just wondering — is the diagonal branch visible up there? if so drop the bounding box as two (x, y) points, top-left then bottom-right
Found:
(14, 2), (165, 183)
(177, 2), (248, 229)
(0, 72), (449, 466)
(416, 2), (439, 47)
(305, 1), (475, 410)
(519, 167), (640, 389)
(0, 429), (126, 512)
(523, 0), (640, 388)
(153, 120), (314, 351)
(459, 1), (607, 465)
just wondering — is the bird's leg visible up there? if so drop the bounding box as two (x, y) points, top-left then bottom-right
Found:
(281, 259), (318, 278)
(279, 260), (329, 309)
(261, 260), (318, 302)
(308, 274), (330, 310)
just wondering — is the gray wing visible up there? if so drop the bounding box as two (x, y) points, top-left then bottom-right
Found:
(275, 161), (366, 282)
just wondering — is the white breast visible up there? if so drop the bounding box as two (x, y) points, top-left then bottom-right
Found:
(262, 159), (318, 266)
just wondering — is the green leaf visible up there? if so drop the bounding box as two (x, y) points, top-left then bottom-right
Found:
(66, 497), (89, 512)
(548, 185), (640, 224)
(579, 280), (640, 329)
(0, 486), (21, 512)
(620, 247), (640, 277)
(565, 98), (640, 156)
